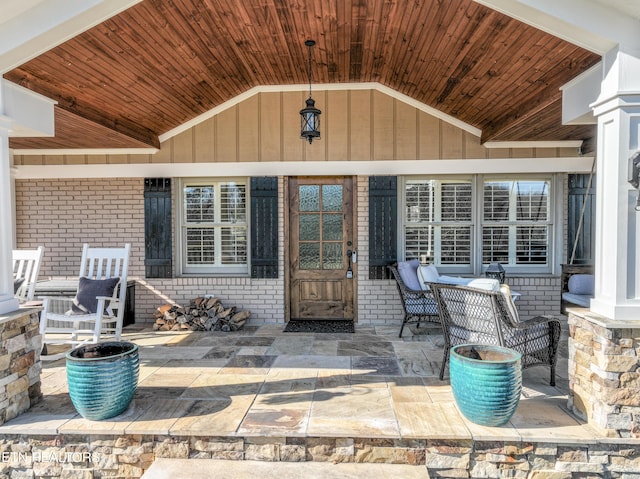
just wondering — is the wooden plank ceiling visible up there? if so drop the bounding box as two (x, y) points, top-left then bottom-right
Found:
(5, 0), (600, 151)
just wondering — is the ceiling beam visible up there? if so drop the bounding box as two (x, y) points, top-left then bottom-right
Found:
(560, 63), (601, 125)
(473, 0), (617, 54)
(518, 0), (640, 50)
(9, 105), (159, 149)
(481, 89), (562, 143)
(2, 80), (56, 137)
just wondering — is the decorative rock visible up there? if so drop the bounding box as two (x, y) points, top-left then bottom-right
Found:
(606, 412), (633, 430)
(0, 354), (11, 371)
(554, 461), (605, 473)
(279, 444), (306, 462)
(424, 452), (470, 469)
(6, 377), (29, 398)
(534, 446), (557, 457)
(154, 441), (189, 459)
(609, 388), (640, 407)
(59, 469), (93, 479)
(118, 464), (143, 477)
(595, 354), (638, 373)
(573, 328), (594, 345)
(191, 438), (243, 453)
(556, 447), (587, 462)
(620, 372), (640, 387)
(4, 335), (26, 354)
(244, 443), (278, 461)
(531, 455), (556, 470)
(573, 349), (592, 368)
(469, 461), (500, 477)
(527, 472), (571, 479)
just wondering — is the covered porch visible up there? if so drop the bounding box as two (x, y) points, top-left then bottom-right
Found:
(1, 0), (640, 477)
(1, 321), (623, 478)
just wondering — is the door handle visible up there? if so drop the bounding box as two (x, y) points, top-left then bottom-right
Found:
(346, 249), (355, 278)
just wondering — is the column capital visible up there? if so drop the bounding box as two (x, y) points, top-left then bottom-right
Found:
(591, 93), (640, 118)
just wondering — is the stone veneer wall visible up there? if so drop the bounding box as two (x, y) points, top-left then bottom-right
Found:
(567, 308), (640, 438)
(0, 435), (639, 478)
(0, 309), (42, 426)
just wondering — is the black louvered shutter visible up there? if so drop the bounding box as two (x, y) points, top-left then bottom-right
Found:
(369, 176), (397, 279)
(567, 173), (596, 265)
(144, 178), (172, 278)
(251, 177), (278, 278)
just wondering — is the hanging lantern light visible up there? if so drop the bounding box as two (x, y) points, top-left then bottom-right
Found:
(300, 40), (321, 144)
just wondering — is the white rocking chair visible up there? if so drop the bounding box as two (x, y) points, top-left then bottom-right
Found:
(40, 243), (131, 358)
(12, 246), (44, 302)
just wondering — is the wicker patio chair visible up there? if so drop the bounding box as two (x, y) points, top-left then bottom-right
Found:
(430, 282), (561, 386)
(388, 263), (440, 338)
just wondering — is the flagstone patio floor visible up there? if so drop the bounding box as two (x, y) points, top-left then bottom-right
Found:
(0, 321), (602, 445)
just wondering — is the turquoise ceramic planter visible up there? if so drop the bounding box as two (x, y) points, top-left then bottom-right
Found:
(449, 344), (522, 427)
(66, 341), (139, 420)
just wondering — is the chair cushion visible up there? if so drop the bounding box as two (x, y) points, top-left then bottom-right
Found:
(562, 292), (591, 308)
(466, 278), (500, 291)
(397, 259), (421, 290)
(405, 297), (439, 316)
(500, 284), (520, 323)
(568, 274), (595, 296)
(417, 264), (440, 290)
(438, 275), (473, 286)
(72, 276), (120, 314)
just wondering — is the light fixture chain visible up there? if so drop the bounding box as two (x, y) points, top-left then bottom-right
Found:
(308, 42), (313, 99)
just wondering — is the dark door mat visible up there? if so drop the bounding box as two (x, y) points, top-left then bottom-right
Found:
(284, 319), (355, 333)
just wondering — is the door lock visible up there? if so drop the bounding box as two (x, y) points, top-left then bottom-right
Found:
(346, 249), (355, 278)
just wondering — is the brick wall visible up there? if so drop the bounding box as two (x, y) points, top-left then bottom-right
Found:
(14, 178), (286, 325)
(355, 176), (563, 324)
(355, 176), (404, 326)
(15, 178), (146, 278)
(15, 176), (562, 326)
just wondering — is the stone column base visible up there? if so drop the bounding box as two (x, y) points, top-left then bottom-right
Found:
(567, 308), (640, 438)
(0, 307), (42, 425)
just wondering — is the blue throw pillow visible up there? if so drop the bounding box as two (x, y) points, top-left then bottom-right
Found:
(72, 276), (120, 314)
(397, 259), (421, 290)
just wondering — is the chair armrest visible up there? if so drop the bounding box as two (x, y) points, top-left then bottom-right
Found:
(39, 295), (74, 302)
(511, 315), (562, 342)
(516, 315), (561, 328)
(95, 295), (115, 301)
(401, 285), (435, 302)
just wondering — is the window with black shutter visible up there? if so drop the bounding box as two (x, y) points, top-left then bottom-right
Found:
(250, 177), (279, 278)
(369, 176), (397, 279)
(568, 173), (595, 265)
(144, 178), (172, 278)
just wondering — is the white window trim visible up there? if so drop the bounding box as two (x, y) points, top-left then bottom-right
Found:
(399, 174), (562, 276)
(176, 177), (250, 276)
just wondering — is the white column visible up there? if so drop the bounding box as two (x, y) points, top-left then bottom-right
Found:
(590, 45), (640, 321)
(0, 111), (19, 314)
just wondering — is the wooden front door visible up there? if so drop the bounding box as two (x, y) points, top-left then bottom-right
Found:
(289, 177), (355, 320)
